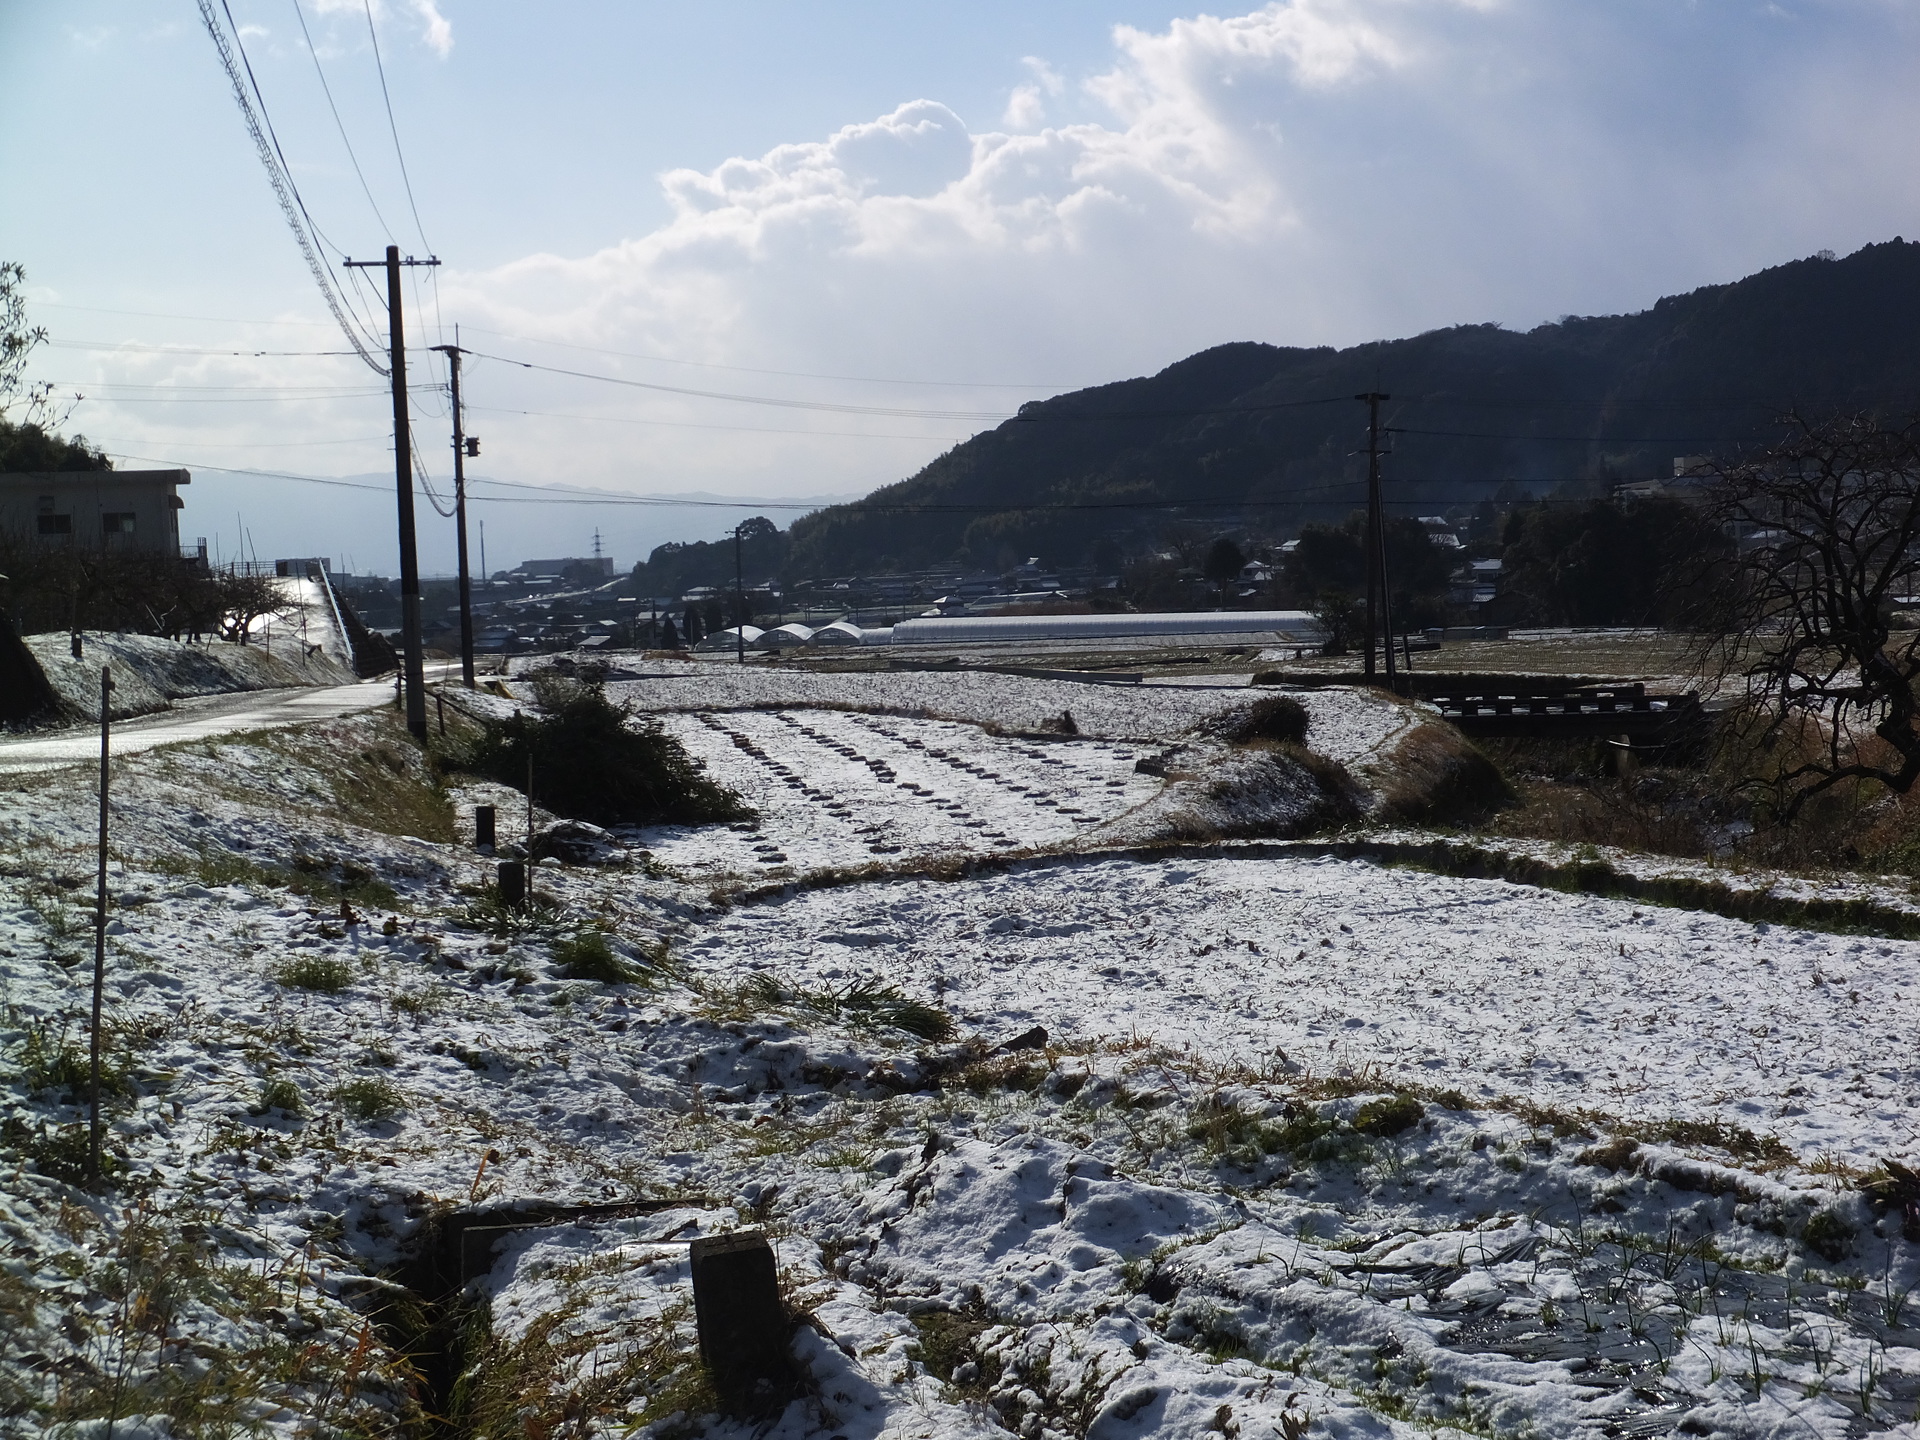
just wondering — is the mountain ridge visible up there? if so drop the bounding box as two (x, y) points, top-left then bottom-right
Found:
(780, 239), (1920, 576)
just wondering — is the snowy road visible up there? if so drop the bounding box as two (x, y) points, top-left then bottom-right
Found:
(0, 663), (457, 774)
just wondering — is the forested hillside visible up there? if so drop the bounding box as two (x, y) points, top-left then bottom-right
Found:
(776, 239), (1920, 577)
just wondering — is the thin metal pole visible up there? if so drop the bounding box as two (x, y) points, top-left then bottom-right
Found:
(1378, 462), (1398, 691)
(734, 526), (746, 665)
(1357, 391), (1390, 682)
(434, 341), (477, 689)
(88, 665), (113, 1188)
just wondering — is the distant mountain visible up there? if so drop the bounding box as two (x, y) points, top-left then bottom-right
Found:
(784, 239), (1920, 578)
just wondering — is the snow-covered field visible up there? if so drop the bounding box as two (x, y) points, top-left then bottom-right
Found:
(0, 668), (1915, 1440)
(593, 660), (1416, 763)
(631, 710), (1161, 878)
(693, 854), (1920, 1160)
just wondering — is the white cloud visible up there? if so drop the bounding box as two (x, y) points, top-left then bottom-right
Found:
(423, 0), (1920, 503)
(1004, 56), (1066, 130)
(410, 0), (453, 56)
(307, 0), (452, 56)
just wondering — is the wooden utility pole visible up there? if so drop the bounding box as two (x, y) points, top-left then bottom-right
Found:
(733, 525), (747, 665)
(432, 341), (477, 689)
(346, 246), (438, 737)
(88, 666), (113, 1188)
(1357, 391), (1394, 685)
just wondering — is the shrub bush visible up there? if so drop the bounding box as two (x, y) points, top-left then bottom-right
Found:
(1222, 694), (1310, 745)
(452, 677), (752, 827)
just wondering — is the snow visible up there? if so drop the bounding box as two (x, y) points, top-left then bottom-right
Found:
(23, 629), (354, 722)
(587, 659), (1407, 748)
(688, 854), (1920, 1159)
(629, 710), (1161, 879)
(0, 666), (1916, 1440)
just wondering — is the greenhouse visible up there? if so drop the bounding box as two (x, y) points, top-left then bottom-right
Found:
(889, 610), (1327, 648)
(693, 625), (763, 653)
(809, 620), (865, 646)
(757, 623), (817, 650)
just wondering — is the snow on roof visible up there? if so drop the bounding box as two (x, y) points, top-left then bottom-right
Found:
(756, 622), (816, 649)
(809, 620), (865, 645)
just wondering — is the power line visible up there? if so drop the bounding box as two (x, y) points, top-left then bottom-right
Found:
(362, 0), (433, 257)
(290, 0), (394, 242)
(459, 325), (1084, 391)
(99, 450), (1601, 512)
(463, 401), (970, 442)
(464, 349), (1016, 420)
(47, 339), (365, 357)
(194, 0), (388, 371)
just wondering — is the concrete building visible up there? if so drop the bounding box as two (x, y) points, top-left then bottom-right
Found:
(0, 470), (190, 554)
(504, 556), (615, 581)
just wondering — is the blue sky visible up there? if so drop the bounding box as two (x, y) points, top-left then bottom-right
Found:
(4, 1), (1920, 572)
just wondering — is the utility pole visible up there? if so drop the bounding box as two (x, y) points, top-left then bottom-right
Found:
(346, 245), (438, 738)
(431, 340), (477, 689)
(733, 525), (747, 665)
(1356, 392), (1393, 685)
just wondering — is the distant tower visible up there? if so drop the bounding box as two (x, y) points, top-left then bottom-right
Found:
(592, 527), (606, 576)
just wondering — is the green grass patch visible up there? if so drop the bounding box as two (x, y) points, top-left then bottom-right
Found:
(272, 955), (355, 994)
(1352, 1094), (1423, 1137)
(333, 1077), (403, 1122)
(720, 973), (954, 1041)
(252, 1077), (305, 1116)
(551, 930), (638, 984)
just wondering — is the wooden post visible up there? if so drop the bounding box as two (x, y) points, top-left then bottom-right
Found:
(474, 804), (496, 851)
(689, 1230), (794, 1415)
(497, 861), (526, 910)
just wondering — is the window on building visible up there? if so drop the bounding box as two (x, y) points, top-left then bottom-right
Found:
(37, 514), (72, 536)
(102, 512), (137, 535)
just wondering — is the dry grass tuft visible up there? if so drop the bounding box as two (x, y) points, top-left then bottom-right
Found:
(1378, 721), (1514, 825)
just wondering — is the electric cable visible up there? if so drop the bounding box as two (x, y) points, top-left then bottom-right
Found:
(98, 450), (1596, 512)
(363, 0), (434, 257)
(458, 325), (1084, 391)
(464, 351), (1021, 420)
(194, 0), (388, 372)
(289, 0), (395, 242)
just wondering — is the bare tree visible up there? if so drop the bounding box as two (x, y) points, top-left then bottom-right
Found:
(1, 261), (80, 433)
(1701, 411), (1920, 815)
(214, 571), (290, 645)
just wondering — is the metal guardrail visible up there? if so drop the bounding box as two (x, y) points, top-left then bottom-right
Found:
(1425, 683), (1706, 739)
(310, 565), (354, 666)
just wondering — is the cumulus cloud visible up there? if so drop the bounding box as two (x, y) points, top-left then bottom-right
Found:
(308, 0), (452, 56)
(1004, 57), (1065, 130)
(410, 0), (452, 56)
(434, 0), (1920, 500)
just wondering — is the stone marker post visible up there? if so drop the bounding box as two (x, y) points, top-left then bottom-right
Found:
(689, 1230), (794, 1414)
(474, 804), (496, 851)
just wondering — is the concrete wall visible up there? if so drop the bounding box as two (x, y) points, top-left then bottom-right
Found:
(0, 470), (189, 554)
